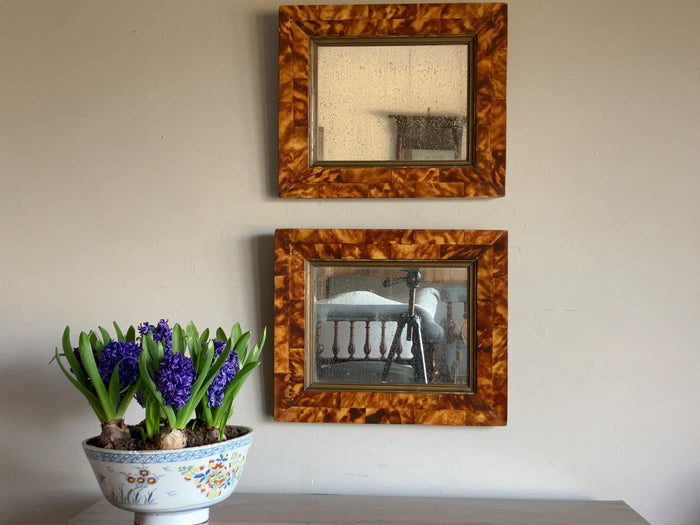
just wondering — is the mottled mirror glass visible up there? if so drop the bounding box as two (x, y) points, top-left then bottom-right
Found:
(307, 261), (474, 392)
(310, 36), (475, 166)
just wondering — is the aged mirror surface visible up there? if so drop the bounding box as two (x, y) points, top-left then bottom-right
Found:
(274, 229), (508, 425)
(309, 261), (474, 390)
(312, 37), (473, 164)
(279, 3), (507, 198)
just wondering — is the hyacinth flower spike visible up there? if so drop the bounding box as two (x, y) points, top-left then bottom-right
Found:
(197, 324), (266, 441)
(138, 322), (235, 450)
(53, 322), (140, 446)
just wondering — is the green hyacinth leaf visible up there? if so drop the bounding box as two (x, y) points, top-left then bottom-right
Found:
(213, 361), (259, 430)
(115, 381), (140, 419)
(185, 321), (199, 343)
(144, 396), (162, 440)
(107, 363), (122, 408)
(60, 326), (89, 386)
(230, 323), (242, 345)
(199, 328), (210, 349)
(172, 323), (184, 354)
(112, 321), (125, 342)
(248, 327), (267, 364)
(98, 326), (111, 346)
(78, 331), (116, 421)
(54, 347), (108, 422)
(234, 331), (251, 365)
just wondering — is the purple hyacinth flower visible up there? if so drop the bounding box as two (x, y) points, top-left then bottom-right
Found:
(205, 339), (240, 408)
(155, 352), (196, 409)
(97, 340), (141, 388)
(139, 319), (172, 353)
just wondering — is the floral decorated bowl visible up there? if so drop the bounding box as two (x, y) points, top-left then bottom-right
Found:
(82, 427), (253, 525)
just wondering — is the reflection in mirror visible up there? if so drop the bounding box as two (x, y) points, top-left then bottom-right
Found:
(393, 114), (468, 161)
(312, 37), (473, 164)
(309, 262), (474, 391)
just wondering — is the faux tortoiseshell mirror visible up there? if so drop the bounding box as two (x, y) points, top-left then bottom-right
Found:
(274, 229), (508, 425)
(278, 4), (507, 198)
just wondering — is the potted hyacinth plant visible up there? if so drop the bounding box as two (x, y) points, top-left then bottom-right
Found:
(53, 319), (265, 525)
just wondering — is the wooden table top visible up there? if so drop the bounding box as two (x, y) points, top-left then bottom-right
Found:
(67, 493), (650, 524)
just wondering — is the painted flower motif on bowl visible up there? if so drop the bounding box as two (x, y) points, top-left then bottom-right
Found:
(178, 452), (244, 498)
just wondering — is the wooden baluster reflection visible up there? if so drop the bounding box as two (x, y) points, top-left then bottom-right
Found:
(440, 297), (460, 383)
(332, 321), (339, 361)
(395, 322), (404, 359)
(347, 321), (356, 359)
(316, 320), (324, 361)
(363, 321), (372, 359)
(442, 301), (457, 344)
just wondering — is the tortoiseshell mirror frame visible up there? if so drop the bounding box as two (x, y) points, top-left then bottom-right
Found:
(278, 3), (507, 198)
(274, 229), (507, 425)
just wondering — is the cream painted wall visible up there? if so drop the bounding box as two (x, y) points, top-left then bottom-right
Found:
(1, 1), (699, 524)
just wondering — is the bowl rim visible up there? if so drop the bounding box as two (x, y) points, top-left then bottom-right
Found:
(82, 425), (253, 463)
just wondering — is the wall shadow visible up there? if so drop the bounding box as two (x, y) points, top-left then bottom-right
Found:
(0, 354), (99, 520)
(251, 233), (276, 418)
(255, 11), (281, 199)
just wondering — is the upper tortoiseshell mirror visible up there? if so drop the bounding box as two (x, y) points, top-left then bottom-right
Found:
(279, 3), (507, 198)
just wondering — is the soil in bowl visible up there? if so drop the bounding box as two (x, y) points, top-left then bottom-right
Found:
(86, 424), (247, 451)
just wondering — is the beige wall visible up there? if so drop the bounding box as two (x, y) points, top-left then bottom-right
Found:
(1, 1), (699, 524)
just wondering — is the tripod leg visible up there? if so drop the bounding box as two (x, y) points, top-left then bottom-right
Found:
(381, 316), (407, 382)
(410, 317), (428, 384)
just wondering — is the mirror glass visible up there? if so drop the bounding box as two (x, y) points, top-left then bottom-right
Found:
(309, 262), (473, 390)
(312, 38), (473, 164)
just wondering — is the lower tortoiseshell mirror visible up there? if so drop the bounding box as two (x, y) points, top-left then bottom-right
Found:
(274, 229), (507, 425)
